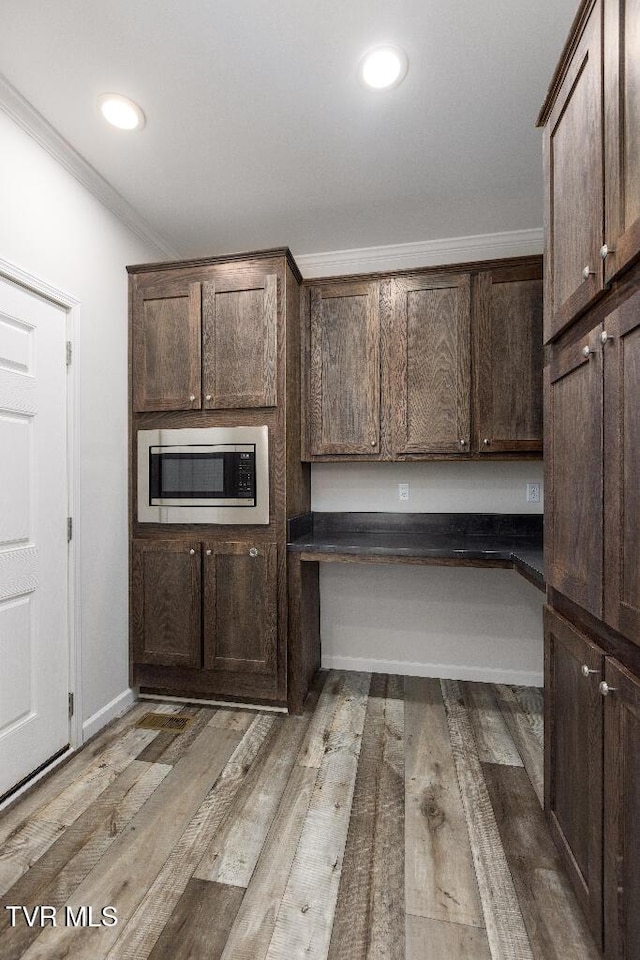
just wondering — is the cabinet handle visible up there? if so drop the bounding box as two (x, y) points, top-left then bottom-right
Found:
(582, 266), (595, 280)
(600, 330), (613, 344)
(581, 664), (598, 678)
(599, 681), (617, 697)
(582, 345), (593, 358)
(483, 438), (491, 447)
(458, 439), (468, 448)
(205, 394), (212, 401)
(600, 244), (615, 260)
(249, 547), (259, 557)
(205, 549), (212, 556)
(189, 548), (196, 556)
(370, 440), (376, 447)
(189, 394), (196, 402)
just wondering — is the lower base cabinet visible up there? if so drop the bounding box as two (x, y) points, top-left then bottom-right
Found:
(544, 606), (640, 959)
(132, 539), (279, 691)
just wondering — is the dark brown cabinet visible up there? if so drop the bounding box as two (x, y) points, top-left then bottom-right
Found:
(203, 541), (277, 675)
(388, 272), (471, 456)
(545, 607), (640, 958)
(131, 540), (202, 668)
(306, 280), (380, 456)
(133, 271), (278, 411)
(474, 262), (543, 454)
(302, 258), (542, 461)
(540, 0), (640, 341)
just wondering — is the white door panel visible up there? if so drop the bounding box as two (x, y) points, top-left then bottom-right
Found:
(0, 277), (68, 797)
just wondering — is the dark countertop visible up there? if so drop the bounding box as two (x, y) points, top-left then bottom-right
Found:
(287, 512), (544, 590)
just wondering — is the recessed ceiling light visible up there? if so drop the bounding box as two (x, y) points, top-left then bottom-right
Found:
(359, 45), (409, 90)
(98, 93), (146, 131)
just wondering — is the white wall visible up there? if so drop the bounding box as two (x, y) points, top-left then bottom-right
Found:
(312, 461), (545, 685)
(0, 110), (160, 733)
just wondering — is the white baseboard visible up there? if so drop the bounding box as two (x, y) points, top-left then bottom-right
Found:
(321, 655), (543, 688)
(82, 688), (138, 742)
(295, 228), (543, 279)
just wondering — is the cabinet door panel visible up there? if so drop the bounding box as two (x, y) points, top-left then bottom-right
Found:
(603, 658), (640, 960)
(544, 0), (603, 340)
(603, 289), (640, 638)
(203, 542), (277, 675)
(131, 540), (201, 668)
(308, 282), (380, 456)
(132, 283), (201, 411)
(545, 327), (603, 617)
(544, 607), (604, 945)
(391, 273), (471, 455)
(604, 0), (640, 281)
(474, 265), (543, 453)
(202, 274), (277, 409)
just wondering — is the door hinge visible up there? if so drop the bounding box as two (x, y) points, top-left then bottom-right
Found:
(67, 517), (73, 541)
(66, 341), (72, 366)
(68, 692), (74, 718)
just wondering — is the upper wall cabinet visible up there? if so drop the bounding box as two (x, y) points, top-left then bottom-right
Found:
(301, 258), (543, 461)
(539, 0), (640, 341)
(132, 272), (278, 411)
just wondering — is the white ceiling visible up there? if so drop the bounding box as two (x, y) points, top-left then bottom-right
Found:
(0, 0), (578, 259)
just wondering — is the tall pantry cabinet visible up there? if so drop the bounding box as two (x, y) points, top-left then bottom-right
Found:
(128, 249), (315, 710)
(539, 1), (640, 956)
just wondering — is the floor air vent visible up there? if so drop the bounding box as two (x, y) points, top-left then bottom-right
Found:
(136, 713), (194, 733)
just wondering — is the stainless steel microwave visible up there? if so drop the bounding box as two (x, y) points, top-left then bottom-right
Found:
(137, 426), (269, 524)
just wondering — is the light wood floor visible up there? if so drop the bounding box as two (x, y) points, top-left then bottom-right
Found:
(0, 672), (601, 960)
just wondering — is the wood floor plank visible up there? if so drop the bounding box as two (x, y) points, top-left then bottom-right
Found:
(493, 684), (544, 805)
(263, 672), (370, 960)
(147, 879), (244, 960)
(18, 723), (245, 960)
(296, 671), (351, 768)
(0, 818), (65, 899)
(195, 710), (312, 887)
(509, 686), (544, 747)
(327, 674), (405, 960)
(31, 705), (181, 827)
(405, 677), (484, 927)
(104, 715), (277, 960)
(482, 763), (601, 960)
(462, 683), (524, 766)
(0, 761), (171, 960)
(440, 679), (534, 960)
(208, 708), (259, 733)
(406, 915), (492, 960)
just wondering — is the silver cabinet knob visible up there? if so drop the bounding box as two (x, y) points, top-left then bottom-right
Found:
(600, 330), (612, 344)
(189, 548), (196, 556)
(483, 438), (490, 447)
(582, 266), (595, 280)
(205, 549), (212, 556)
(189, 394), (196, 402)
(249, 547), (259, 557)
(600, 244), (615, 259)
(458, 439), (468, 448)
(581, 664), (598, 677)
(599, 681), (616, 697)
(582, 345), (593, 358)
(370, 440), (376, 447)
(205, 394), (212, 401)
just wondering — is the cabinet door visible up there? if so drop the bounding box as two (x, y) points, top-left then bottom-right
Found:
(132, 282), (201, 411)
(603, 289), (640, 639)
(544, 607), (604, 946)
(474, 263), (543, 454)
(544, 0), (604, 340)
(131, 540), (201, 668)
(545, 326), (603, 617)
(203, 541), (277, 675)
(308, 281), (380, 456)
(603, 0), (640, 282)
(202, 274), (278, 409)
(390, 273), (471, 456)
(603, 658), (640, 960)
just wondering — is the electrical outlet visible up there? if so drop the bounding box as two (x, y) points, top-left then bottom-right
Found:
(398, 482), (410, 502)
(526, 482), (541, 504)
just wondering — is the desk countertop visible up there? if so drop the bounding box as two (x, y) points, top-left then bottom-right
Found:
(287, 512), (544, 591)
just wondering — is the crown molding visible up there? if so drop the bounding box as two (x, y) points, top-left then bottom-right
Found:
(294, 228), (544, 278)
(0, 73), (180, 260)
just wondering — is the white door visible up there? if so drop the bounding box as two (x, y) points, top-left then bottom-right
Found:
(0, 275), (69, 798)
